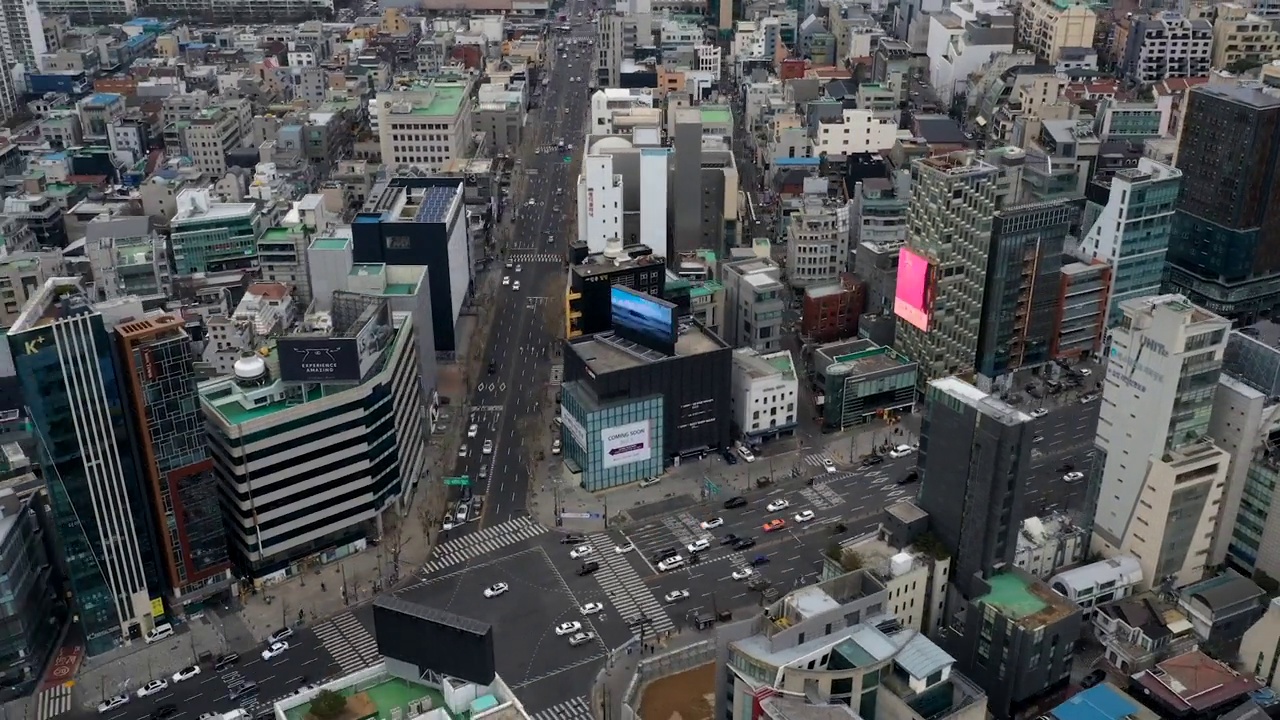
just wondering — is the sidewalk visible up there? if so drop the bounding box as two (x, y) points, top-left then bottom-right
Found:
(591, 630), (707, 720)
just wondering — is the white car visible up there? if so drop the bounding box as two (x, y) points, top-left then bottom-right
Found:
(1079, 368), (1092, 376)
(98, 695), (130, 714)
(570, 544), (595, 559)
(467, 423), (479, 438)
(731, 568), (754, 581)
(700, 517), (723, 530)
(512, 281), (521, 291)
(568, 631), (596, 647)
(555, 621), (582, 636)
(482, 439), (493, 455)
(664, 589), (690, 603)
(200, 713), (220, 720)
(136, 679), (169, 698)
(638, 476), (661, 487)
(458, 445), (468, 457)
(822, 458), (837, 473)
(515, 264), (523, 273)
(171, 665), (201, 683)
(657, 555), (685, 572)
(551, 439), (562, 455)
(484, 582), (509, 598)
(1030, 408), (1049, 419)
(888, 445), (914, 459)
(614, 543), (634, 554)
(794, 510), (816, 523)
(580, 602), (604, 615)
(766, 499), (790, 513)
(687, 538), (710, 554)
(737, 446), (756, 462)
(502, 275), (511, 286)
(1063, 471), (1085, 482)
(261, 641), (289, 660)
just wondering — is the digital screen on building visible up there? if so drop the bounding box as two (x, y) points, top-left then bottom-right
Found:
(893, 248), (934, 332)
(610, 286), (677, 354)
(277, 337), (363, 383)
(373, 598), (495, 685)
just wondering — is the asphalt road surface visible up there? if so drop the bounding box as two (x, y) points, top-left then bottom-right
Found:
(450, 7), (595, 529)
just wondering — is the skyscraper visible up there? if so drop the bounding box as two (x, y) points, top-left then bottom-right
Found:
(1091, 295), (1231, 589)
(1164, 84), (1280, 321)
(9, 279), (163, 655)
(894, 152), (1001, 386)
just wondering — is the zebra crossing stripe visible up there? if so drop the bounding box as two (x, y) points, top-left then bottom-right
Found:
(314, 622), (366, 673)
(35, 686), (71, 720)
(506, 253), (563, 264)
(588, 534), (674, 634)
(422, 517), (548, 574)
(530, 695), (593, 720)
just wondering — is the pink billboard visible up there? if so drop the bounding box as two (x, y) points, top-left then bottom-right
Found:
(894, 248), (933, 332)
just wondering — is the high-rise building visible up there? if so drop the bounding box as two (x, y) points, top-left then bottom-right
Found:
(9, 279), (164, 655)
(1164, 84), (1280, 321)
(1075, 159), (1181, 327)
(0, 0), (46, 72)
(894, 152), (1001, 386)
(1091, 295), (1231, 589)
(115, 315), (232, 608)
(976, 198), (1077, 380)
(722, 257), (786, 354)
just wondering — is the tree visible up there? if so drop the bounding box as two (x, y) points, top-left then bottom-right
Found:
(309, 690), (347, 720)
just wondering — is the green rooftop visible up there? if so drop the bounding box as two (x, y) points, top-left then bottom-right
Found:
(351, 263), (385, 276)
(980, 573), (1047, 620)
(284, 678), (456, 720)
(701, 105), (732, 125)
(312, 238), (351, 250)
(413, 83), (467, 117)
(384, 283), (416, 295)
(212, 385), (326, 424)
(689, 280), (724, 297)
(765, 352), (795, 379)
(261, 226), (297, 242)
(833, 346), (906, 366)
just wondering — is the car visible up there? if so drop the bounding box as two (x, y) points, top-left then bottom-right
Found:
(1078, 368), (1092, 376)
(555, 621), (582, 636)
(614, 543), (634, 554)
(214, 653), (240, 671)
(720, 533), (738, 545)
(888, 445), (914, 459)
(261, 641), (289, 660)
(733, 537), (757, 551)
(700, 517), (723, 530)
(98, 695), (129, 714)
(657, 555), (686, 572)
(1030, 408), (1049, 419)
(638, 476), (661, 487)
(570, 544), (595, 559)
(898, 470), (919, 485)
(502, 275), (510, 285)
(152, 706), (179, 720)
(664, 589), (690, 603)
(171, 665), (201, 683)
(1080, 393), (1098, 404)
(1063, 471), (1085, 482)
(794, 510), (816, 523)
(512, 281), (521, 291)
(763, 518), (786, 532)
(731, 568), (754, 581)
(482, 439), (493, 455)
(458, 445), (468, 457)
(580, 602), (604, 615)
(484, 582), (509, 598)
(822, 458), (836, 473)
(577, 561), (600, 576)
(559, 533), (587, 545)
(270, 626), (295, 643)
(229, 682), (259, 701)
(723, 496), (747, 509)
(200, 713), (220, 720)
(687, 538), (710, 553)
(467, 423), (479, 438)
(488, 361), (497, 375)
(1080, 669), (1106, 689)
(721, 448), (738, 464)
(515, 264), (523, 273)
(1057, 462), (1075, 473)
(568, 631), (596, 647)
(766, 499), (790, 512)
(737, 446), (756, 462)
(136, 679), (169, 698)
(551, 439), (562, 455)
(861, 455), (884, 467)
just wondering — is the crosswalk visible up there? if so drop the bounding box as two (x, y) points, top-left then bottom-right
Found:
(549, 364), (563, 386)
(801, 452), (834, 467)
(587, 533), (674, 634)
(35, 685), (71, 720)
(508, 253), (563, 264)
(530, 696), (594, 720)
(314, 612), (381, 674)
(799, 482), (844, 510)
(421, 516), (548, 575)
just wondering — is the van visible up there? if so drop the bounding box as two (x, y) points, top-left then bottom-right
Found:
(657, 555), (686, 572)
(145, 623), (174, 644)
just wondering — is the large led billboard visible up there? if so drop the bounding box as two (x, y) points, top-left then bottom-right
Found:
(894, 248), (934, 332)
(610, 286), (677, 354)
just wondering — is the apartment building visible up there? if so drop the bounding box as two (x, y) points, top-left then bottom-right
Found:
(33, 0), (137, 19)
(1121, 12), (1214, 83)
(1211, 3), (1280, 71)
(812, 108), (899, 155)
(375, 83), (473, 171)
(785, 189), (851, 290)
(0, 0), (47, 71)
(1016, 0), (1097, 63)
(722, 257), (785, 353)
(183, 99), (253, 175)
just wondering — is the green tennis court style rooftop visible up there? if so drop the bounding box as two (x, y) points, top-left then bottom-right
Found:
(977, 571), (1077, 628)
(283, 677), (451, 720)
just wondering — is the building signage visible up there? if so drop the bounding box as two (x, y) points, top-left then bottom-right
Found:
(601, 420), (652, 469)
(587, 189), (595, 218)
(278, 337), (362, 383)
(562, 408), (588, 448)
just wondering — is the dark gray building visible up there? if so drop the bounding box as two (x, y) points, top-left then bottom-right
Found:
(1177, 571), (1265, 661)
(976, 198), (1078, 380)
(941, 568), (1081, 719)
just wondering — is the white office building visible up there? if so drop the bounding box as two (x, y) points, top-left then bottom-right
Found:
(730, 347), (799, 444)
(1091, 295), (1231, 589)
(579, 154), (624, 254)
(201, 296), (428, 580)
(812, 108), (900, 156)
(0, 0), (46, 73)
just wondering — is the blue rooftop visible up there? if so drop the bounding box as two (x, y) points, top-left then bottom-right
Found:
(124, 16), (160, 24)
(86, 93), (121, 106)
(415, 185), (458, 224)
(125, 34), (151, 47)
(353, 213), (383, 224)
(1052, 685), (1141, 720)
(775, 157), (821, 166)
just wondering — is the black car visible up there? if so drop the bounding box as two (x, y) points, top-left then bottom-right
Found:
(1057, 462), (1075, 473)
(861, 455), (884, 467)
(229, 683), (259, 701)
(577, 561), (600, 576)
(559, 533), (587, 545)
(723, 496), (747, 509)
(722, 449), (739, 465)
(152, 706), (178, 720)
(897, 470), (919, 485)
(732, 538), (756, 551)
(653, 547), (678, 562)
(213, 652), (240, 671)
(1080, 669), (1106, 689)
(488, 361), (496, 375)
(720, 534), (738, 545)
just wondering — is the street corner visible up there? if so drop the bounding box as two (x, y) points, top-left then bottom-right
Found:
(41, 644), (83, 691)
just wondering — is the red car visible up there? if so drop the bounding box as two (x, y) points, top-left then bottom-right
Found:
(763, 518), (786, 533)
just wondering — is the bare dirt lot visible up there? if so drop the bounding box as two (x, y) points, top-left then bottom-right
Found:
(638, 663), (716, 720)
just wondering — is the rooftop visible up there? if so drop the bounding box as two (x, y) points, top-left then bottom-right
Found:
(701, 104), (732, 124)
(569, 323), (726, 375)
(415, 83), (468, 117)
(1050, 684), (1160, 720)
(931, 376), (1032, 425)
(827, 343), (911, 376)
(1132, 650), (1260, 713)
(978, 571), (1077, 628)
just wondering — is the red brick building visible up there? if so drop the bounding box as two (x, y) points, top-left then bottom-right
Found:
(801, 273), (864, 342)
